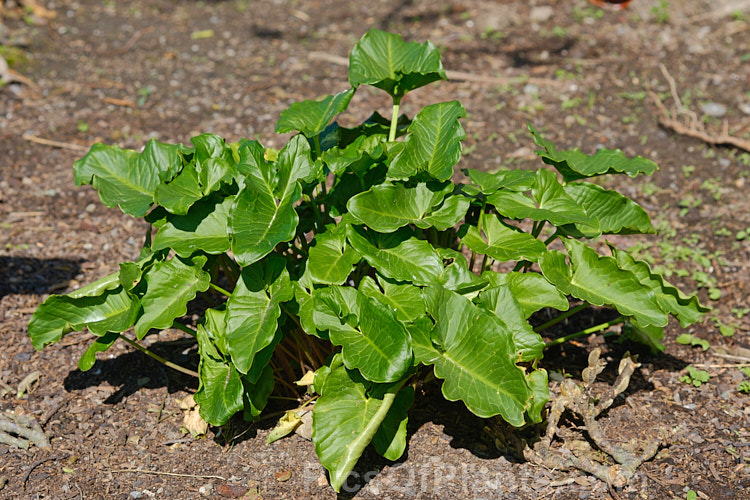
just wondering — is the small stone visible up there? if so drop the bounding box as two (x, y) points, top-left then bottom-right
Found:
(739, 102), (750, 115)
(523, 83), (539, 95)
(130, 492), (143, 499)
(719, 158), (730, 168)
(529, 6), (554, 23)
(85, 203), (96, 213)
(700, 102), (726, 118)
(198, 483), (214, 496)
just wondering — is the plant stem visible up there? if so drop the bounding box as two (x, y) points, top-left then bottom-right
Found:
(172, 321), (197, 337)
(543, 230), (559, 246)
(209, 282), (232, 298)
(532, 220), (546, 239)
(307, 194), (323, 232)
(313, 134), (322, 160)
(544, 316), (625, 348)
(469, 250), (477, 273)
(389, 97), (401, 142)
(480, 253), (489, 272)
(534, 302), (590, 333)
(117, 334), (199, 378)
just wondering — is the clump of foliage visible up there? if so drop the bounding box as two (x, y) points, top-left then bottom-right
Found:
(29, 29), (707, 491)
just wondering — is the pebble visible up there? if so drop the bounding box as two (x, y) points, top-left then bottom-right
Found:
(739, 102), (750, 115)
(719, 158), (730, 168)
(700, 102), (726, 117)
(130, 492), (142, 499)
(198, 483), (214, 496)
(523, 84), (539, 95)
(529, 6), (554, 23)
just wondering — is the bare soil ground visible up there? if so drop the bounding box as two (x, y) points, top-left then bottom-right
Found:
(1, 0), (750, 498)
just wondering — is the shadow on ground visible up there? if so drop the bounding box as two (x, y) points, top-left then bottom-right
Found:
(0, 256), (82, 298)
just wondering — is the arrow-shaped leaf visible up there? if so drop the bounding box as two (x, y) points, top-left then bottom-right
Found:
(482, 271), (569, 319)
(225, 255), (293, 374)
(312, 355), (411, 492)
(610, 246), (709, 327)
(194, 324), (244, 426)
(152, 194), (233, 257)
(133, 255), (211, 339)
(459, 213), (547, 262)
(28, 274), (138, 350)
(538, 239), (668, 327)
(349, 29), (446, 98)
(307, 224), (361, 285)
(346, 225), (443, 286)
(487, 169), (596, 227)
(359, 275), (424, 323)
(530, 125), (658, 182)
(313, 286), (412, 383)
(563, 182), (655, 236)
(388, 101), (466, 181)
(415, 286), (535, 425)
(276, 88), (356, 138)
(230, 135), (311, 266)
(348, 182), (457, 232)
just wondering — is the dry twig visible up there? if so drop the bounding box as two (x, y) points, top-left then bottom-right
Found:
(649, 65), (750, 152)
(0, 411), (50, 450)
(22, 133), (91, 152)
(524, 349), (671, 488)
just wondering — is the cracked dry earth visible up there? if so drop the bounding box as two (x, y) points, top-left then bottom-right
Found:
(1, 0), (750, 498)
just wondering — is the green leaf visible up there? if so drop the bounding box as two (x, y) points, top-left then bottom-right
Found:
(388, 101), (466, 181)
(464, 168), (536, 194)
(529, 125), (658, 182)
(292, 280), (324, 339)
(230, 135), (311, 266)
(435, 247), (488, 296)
(487, 169), (595, 227)
(538, 239), (668, 327)
(154, 164), (204, 215)
(73, 144), (153, 217)
(346, 225), (443, 286)
(152, 194), (233, 257)
(416, 286), (535, 425)
(133, 255), (211, 339)
(195, 324), (244, 426)
(242, 364), (274, 421)
(28, 273), (139, 350)
(372, 386), (414, 460)
(621, 318), (665, 354)
(312, 355), (410, 492)
(563, 182), (655, 236)
(348, 182), (465, 232)
(459, 213), (547, 262)
(348, 29), (447, 99)
(78, 331), (119, 372)
(313, 286), (412, 383)
(609, 246), (709, 327)
(474, 285), (545, 362)
(307, 224), (361, 285)
(482, 271), (569, 319)
(359, 276), (424, 323)
(276, 89), (356, 138)
(225, 255), (293, 374)
(321, 134), (384, 176)
(525, 369), (549, 424)
(192, 134), (238, 195)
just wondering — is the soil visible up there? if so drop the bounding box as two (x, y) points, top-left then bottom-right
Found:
(2, 0), (750, 498)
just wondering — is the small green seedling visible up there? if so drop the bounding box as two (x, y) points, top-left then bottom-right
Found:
(680, 366), (710, 387)
(675, 333), (710, 351)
